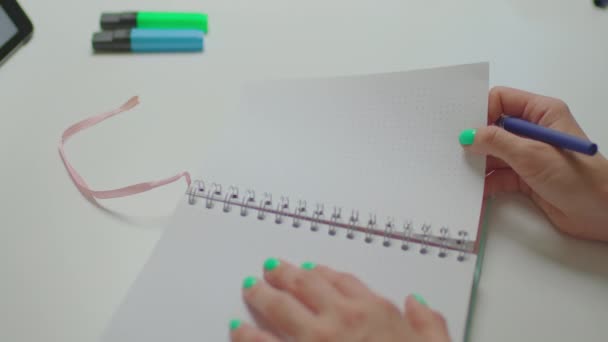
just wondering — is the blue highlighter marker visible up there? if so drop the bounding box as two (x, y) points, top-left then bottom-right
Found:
(497, 116), (598, 156)
(92, 29), (203, 52)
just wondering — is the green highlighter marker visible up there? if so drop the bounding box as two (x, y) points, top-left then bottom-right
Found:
(101, 12), (208, 33)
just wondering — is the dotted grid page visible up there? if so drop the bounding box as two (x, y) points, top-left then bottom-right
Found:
(199, 63), (488, 242)
(102, 198), (477, 342)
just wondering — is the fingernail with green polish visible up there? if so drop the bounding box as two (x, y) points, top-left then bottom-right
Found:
(242, 276), (257, 289)
(459, 129), (476, 146)
(229, 318), (242, 331)
(263, 257), (281, 271)
(300, 261), (317, 270)
(412, 293), (427, 306)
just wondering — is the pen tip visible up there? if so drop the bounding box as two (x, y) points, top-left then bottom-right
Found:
(495, 116), (505, 127)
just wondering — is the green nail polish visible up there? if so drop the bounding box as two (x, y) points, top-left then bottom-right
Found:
(242, 276), (257, 289)
(263, 257), (281, 271)
(300, 261), (317, 270)
(229, 318), (242, 331)
(412, 293), (427, 306)
(459, 129), (476, 145)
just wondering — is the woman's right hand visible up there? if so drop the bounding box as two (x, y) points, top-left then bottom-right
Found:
(460, 86), (608, 242)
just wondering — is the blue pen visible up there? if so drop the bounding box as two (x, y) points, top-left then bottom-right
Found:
(92, 29), (203, 52)
(497, 116), (598, 156)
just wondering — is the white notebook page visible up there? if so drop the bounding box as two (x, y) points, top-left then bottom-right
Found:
(198, 63), (487, 241)
(102, 198), (477, 341)
(102, 63), (488, 341)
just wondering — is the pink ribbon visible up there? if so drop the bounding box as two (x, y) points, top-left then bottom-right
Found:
(59, 96), (191, 200)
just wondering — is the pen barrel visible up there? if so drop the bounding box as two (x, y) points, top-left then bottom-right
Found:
(137, 12), (208, 33)
(131, 29), (204, 52)
(502, 117), (598, 155)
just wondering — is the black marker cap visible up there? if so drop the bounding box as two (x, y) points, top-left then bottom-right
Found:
(92, 29), (131, 52)
(595, 0), (608, 8)
(101, 12), (138, 30)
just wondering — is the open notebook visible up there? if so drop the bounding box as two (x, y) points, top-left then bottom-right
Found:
(101, 63), (489, 341)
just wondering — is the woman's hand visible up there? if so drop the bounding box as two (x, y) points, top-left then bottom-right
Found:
(230, 258), (450, 342)
(460, 86), (608, 242)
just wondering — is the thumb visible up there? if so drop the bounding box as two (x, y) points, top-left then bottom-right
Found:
(459, 126), (551, 179)
(404, 295), (450, 341)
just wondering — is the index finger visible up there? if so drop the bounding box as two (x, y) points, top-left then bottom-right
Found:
(243, 277), (316, 336)
(263, 259), (343, 312)
(488, 86), (588, 138)
(488, 86), (540, 124)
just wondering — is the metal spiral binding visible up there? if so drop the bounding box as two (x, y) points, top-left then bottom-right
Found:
(457, 231), (469, 262)
(206, 183), (222, 209)
(257, 193), (272, 220)
(311, 204), (324, 232)
(275, 197), (290, 224)
(188, 180), (203, 205)
(187, 180), (475, 260)
(438, 227), (449, 258)
(364, 214), (377, 244)
(292, 200), (307, 228)
(328, 207), (342, 236)
(419, 224), (431, 254)
(401, 221), (413, 251)
(223, 186), (239, 212)
(346, 210), (359, 239)
(383, 218), (395, 247)
(240, 190), (256, 216)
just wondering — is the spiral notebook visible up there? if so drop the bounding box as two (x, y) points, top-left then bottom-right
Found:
(102, 63), (489, 341)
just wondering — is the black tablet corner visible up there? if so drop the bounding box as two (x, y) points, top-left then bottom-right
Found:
(0, 0), (34, 66)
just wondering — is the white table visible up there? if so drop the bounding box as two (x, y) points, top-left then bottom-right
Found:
(1, 1), (607, 341)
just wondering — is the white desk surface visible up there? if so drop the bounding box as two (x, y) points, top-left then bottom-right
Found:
(1, 1), (607, 341)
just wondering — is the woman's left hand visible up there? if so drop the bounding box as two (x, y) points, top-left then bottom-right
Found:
(230, 258), (451, 342)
